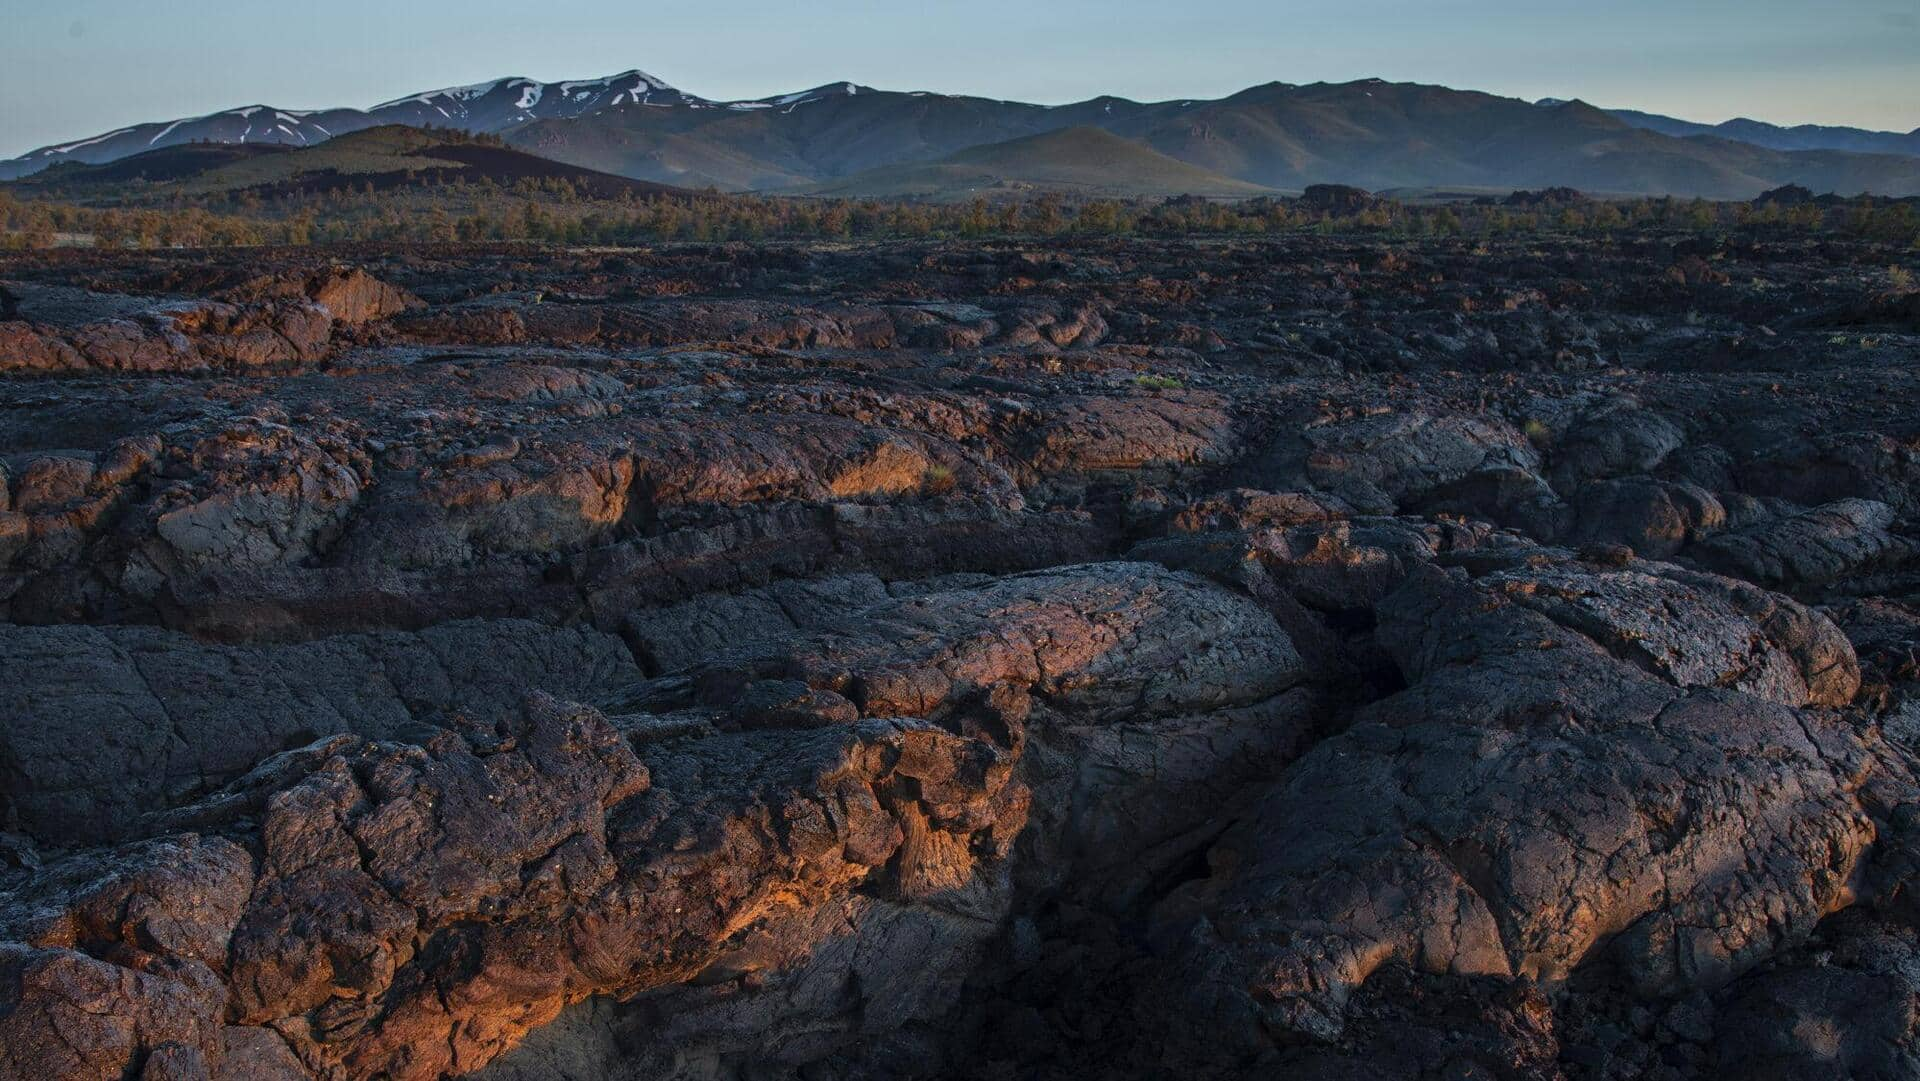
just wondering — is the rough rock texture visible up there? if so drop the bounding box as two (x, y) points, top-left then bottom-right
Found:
(2, 236), (1919, 1080)
(1140, 553), (1884, 1070)
(0, 619), (640, 844)
(0, 281), (337, 373)
(1691, 497), (1915, 593)
(0, 694), (1028, 1079)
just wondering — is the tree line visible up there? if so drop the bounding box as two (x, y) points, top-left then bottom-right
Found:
(2, 181), (1915, 250)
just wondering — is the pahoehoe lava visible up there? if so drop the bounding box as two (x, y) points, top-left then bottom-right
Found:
(0, 232), (1918, 1080)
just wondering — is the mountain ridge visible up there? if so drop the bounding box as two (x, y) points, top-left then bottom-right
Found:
(1597, 105), (1920, 157)
(0, 70), (720, 180)
(6, 70), (1918, 198)
(9, 124), (694, 202)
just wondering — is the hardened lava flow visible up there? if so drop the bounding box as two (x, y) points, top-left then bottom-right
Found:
(1, 234), (1918, 1080)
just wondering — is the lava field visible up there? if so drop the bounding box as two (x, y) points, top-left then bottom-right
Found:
(1, 234), (1918, 1080)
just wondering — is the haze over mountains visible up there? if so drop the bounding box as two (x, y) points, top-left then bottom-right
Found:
(6, 68), (1918, 199)
(1599, 107), (1920, 158)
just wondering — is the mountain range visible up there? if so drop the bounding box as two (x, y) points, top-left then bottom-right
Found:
(5, 125), (687, 202)
(0, 71), (700, 180)
(1599, 106), (1920, 158)
(5, 69), (1918, 199)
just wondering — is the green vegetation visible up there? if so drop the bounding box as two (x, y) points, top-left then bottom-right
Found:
(3, 176), (1917, 251)
(169, 127), (491, 194)
(1134, 374), (1184, 390)
(920, 465), (957, 498)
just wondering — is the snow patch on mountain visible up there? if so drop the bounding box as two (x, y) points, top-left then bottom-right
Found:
(148, 119), (189, 146)
(43, 127), (136, 156)
(374, 78), (525, 110)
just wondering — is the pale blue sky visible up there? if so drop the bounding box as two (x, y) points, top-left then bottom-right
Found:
(3, 0), (1916, 157)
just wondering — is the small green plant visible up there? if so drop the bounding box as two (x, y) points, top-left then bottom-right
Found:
(1890, 265), (1915, 292)
(1135, 374), (1183, 391)
(920, 464), (956, 497)
(1522, 418), (1552, 446)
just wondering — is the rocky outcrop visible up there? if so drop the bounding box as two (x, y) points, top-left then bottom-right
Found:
(3, 234), (1920, 1081)
(1710, 912), (1920, 1080)
(0, 694), (1029, 1080)
(0, 283), (333, 373)
(0, 267), (418, 374)
(0, 619), (640, 844)
(1141, 552), (1884, 1067)
(219, 267), (420, 326)
(1690, 497), (1914, 593)
(1250, 409), (1542, 515)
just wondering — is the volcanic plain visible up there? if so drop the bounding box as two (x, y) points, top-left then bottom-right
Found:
(1, 232), (1918, 1080)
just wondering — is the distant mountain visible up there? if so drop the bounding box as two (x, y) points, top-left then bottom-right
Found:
(1599, 106), (1920, 158)
(797, 126), (1278, 200)
(514, 79), (1920, 199)
(0, 71), (700, 180)
(507, 78), (1920, 199)
(6, 69), (1918, 199)
(11, 125), (690, 201)
(1090, 85), (1920, 197)
(504, 83), (1113, 191)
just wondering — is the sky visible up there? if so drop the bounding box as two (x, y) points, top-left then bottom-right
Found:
(2, 0), (1916, 158)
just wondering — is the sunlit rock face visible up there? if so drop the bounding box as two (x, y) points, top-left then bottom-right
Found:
(2, 233), (1918, 1080)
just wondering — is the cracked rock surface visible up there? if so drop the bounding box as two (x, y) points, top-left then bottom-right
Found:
(1, 235), (1918, 1079)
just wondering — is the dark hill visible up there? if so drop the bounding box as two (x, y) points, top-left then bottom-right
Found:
(7, 126), (695, 203)
(798, 126), (1276, 199)
(13, 143), (296, 187)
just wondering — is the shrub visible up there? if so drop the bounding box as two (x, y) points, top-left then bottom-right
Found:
(921, 465), (957, 497)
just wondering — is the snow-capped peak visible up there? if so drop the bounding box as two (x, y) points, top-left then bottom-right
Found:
(733, 82), (868, 112)
(4, 66), (707, 177)
(359, 71), (709, 123)
(372, 77), (538, 111)
(555, 70), (679, 100)
(575, 69), (676, 92)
